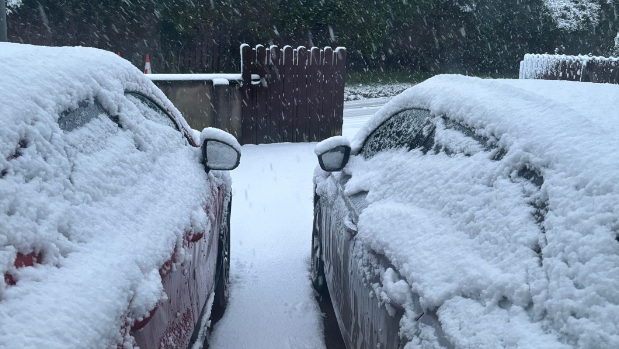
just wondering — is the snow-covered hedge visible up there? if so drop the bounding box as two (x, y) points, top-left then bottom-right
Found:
(344, 83), (416, 101)
(543, 0), (602, 31)
(519, 53), (619, 81)
(5, 0), (22, 13)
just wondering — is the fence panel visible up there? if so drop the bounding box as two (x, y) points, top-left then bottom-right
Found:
(269, 46), (283, 143)
(295, 47), (309, 142)
(240, 44), (255, 145)
(333, 47), (346, 137)
(255, 46), (269, 144)
(322, 47), (334, 139)
(282, 46), (295, 143)
(308, 47), (321, 142)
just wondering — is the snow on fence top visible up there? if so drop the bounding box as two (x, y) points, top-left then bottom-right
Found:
(520, 54), (619, 84)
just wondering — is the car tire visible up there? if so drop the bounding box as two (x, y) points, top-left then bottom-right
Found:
(311, 201), (328, 295)
(211, 198), (231, 324)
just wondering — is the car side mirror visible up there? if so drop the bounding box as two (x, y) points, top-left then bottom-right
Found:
(200, 128), (241, 172)
(315, 136), (351, 172)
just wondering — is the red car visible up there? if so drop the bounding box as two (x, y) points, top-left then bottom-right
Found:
(0, 43), (239, 349)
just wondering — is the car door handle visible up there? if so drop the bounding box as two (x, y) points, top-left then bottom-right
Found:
(344, 216), (358, 238)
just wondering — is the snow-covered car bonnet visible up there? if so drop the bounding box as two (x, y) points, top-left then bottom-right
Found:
(343, 75), (619, 348)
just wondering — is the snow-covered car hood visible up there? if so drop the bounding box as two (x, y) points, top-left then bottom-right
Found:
(339, 75), (619, 348)
(0, 43), (227, 348)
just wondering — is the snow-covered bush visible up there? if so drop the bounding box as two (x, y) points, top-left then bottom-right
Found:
(543, 0), (602, 30)
(5, 0), (22, 14)
(344, 83), (416, 101)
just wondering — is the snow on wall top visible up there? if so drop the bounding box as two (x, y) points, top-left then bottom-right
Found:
(147, 73), (242, 81)
(345, 75), (619, 348)
(0, 43), (221, 348)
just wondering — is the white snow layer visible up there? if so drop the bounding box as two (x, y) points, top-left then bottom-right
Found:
(200, 127), (242, 153)
(314, 136), (350, 155)
(342, 75), (619, 348)
(0, 43), (226, 348)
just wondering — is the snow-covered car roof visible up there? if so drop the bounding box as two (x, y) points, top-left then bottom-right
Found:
(344, 75), (619, 348)
(0, 43), (197, 146)
(0, 43), (222, 348)
(352, 74), (619, 153)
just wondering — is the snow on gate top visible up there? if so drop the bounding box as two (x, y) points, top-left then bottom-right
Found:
(343, 75), (619, 348)
(0, 43), (222, 348)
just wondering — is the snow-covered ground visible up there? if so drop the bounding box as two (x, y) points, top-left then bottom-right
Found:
(208, 99), (385, 348)
(341, 97), (390, 139)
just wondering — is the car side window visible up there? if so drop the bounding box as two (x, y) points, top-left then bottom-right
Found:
(58, 100), (112, 132)
(125, 92), (179, 131)
(360, 108), (432, 159)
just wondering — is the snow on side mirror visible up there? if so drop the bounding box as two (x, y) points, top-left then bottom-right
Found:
(315, 136), (351, 172)
(200, 128), (241, 172)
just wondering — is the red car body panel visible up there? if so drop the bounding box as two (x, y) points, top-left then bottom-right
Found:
(131, 174), (226, 349)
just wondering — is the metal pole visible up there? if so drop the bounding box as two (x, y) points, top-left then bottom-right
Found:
(0, 0), (7, 42)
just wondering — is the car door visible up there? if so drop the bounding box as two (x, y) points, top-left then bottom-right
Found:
(320, 108), (435, 349)
(122, 92), (224, 349)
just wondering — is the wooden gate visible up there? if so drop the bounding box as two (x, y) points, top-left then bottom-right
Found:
(240, 44), (347, 145)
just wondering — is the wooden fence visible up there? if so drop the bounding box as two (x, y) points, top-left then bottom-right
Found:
(176, 29), (235, 73)
(240, 44), (347, 145)
(520, 54), (619, 84)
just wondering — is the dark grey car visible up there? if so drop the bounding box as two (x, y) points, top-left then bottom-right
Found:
(312, 76), (619, 349)
(311, 108), (457, 349)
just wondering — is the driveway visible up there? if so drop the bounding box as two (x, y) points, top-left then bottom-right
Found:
(208, 98), (387, 349)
